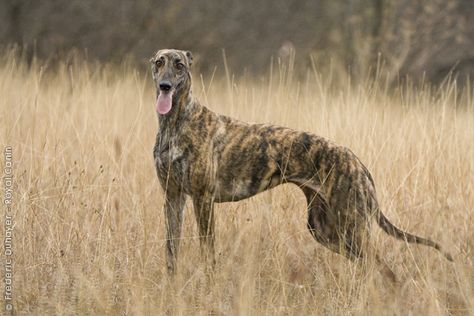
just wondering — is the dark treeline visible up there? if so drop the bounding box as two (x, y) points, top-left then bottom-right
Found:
(1, 0), (473, 84)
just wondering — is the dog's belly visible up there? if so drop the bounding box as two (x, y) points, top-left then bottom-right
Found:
(213, 173), (282, 202)
(213, 179), (253, 202)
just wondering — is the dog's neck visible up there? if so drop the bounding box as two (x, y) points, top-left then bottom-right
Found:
(157, 87), (196, 142)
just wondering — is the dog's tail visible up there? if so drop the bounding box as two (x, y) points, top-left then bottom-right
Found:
(376, 209), (453, 261)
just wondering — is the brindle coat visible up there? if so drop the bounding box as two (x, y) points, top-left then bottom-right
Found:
(150, 49), (453, 275)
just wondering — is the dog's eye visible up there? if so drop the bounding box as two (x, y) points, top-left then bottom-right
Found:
(155, 60), (163, 67)
(176, 62), (185, 70)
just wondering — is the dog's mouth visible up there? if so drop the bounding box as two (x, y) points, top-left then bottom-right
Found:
(156, 89), (174, 115)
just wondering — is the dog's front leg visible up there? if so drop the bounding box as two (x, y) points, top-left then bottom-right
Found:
(163, 189), (186, 275)
(192, 194), (216, 267)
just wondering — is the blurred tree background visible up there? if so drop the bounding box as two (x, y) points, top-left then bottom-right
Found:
(1, 0), (473, 84)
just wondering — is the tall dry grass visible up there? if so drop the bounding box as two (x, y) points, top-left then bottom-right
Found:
(1, 50), (473, 315)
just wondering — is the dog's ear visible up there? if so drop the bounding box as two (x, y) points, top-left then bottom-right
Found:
(185, 51), (193, 67)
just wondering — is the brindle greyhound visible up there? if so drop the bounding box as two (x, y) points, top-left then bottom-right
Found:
(150, 49), (453, 275)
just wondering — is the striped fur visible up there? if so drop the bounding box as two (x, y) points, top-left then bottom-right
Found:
(150, 49), (453, 276)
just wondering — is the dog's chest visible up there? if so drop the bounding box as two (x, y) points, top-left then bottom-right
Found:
(154, 139), (190, 188)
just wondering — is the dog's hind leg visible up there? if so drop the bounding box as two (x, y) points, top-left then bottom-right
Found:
(192, 194), (216, 267)
(302, 186), (397, 281)
(302, 186), (342, 254)
(302, 186), (368, 259)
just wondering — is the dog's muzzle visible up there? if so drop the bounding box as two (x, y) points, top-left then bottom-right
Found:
(159, 80), (172, 92)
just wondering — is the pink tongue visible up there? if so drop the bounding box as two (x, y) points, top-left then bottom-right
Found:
(156, 91), (173, 114)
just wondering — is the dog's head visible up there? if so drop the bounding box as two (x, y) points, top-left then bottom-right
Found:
(150, 49), (193, 115)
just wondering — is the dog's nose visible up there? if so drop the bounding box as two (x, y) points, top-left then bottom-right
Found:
(159, 81), (172, 92)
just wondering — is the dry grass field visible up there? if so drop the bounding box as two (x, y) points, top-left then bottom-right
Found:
(1, 50), (473, 315)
